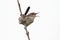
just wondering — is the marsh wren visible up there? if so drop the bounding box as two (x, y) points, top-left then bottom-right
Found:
(19, 12), (38, 27)
(17, 0), (38, 27)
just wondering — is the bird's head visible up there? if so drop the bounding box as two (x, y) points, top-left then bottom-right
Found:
(27, 12), (38, 17)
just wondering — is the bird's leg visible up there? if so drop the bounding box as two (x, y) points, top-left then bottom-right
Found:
(24, 27), (30, 40)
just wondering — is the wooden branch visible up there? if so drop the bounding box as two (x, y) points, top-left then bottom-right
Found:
(17, 0), (22, 15)
(24, 27), (30, 40)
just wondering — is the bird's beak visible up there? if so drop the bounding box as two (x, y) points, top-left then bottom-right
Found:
(36, 16), (40, 17)
(36, 13), (40, 17)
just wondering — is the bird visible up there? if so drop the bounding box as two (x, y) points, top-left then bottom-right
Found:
(19, 12), (38, 27)
(17, 0), (38, 27)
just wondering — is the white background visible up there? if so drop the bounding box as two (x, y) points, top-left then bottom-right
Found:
(0, 0), (60, 40)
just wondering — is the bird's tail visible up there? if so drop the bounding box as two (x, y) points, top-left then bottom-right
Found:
(24, 6), (30, 15)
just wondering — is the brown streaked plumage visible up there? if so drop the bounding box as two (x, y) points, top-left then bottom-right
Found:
(19, 12), (38, 27)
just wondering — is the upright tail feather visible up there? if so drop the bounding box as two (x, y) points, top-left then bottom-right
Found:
(24, 6), (30, 15)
